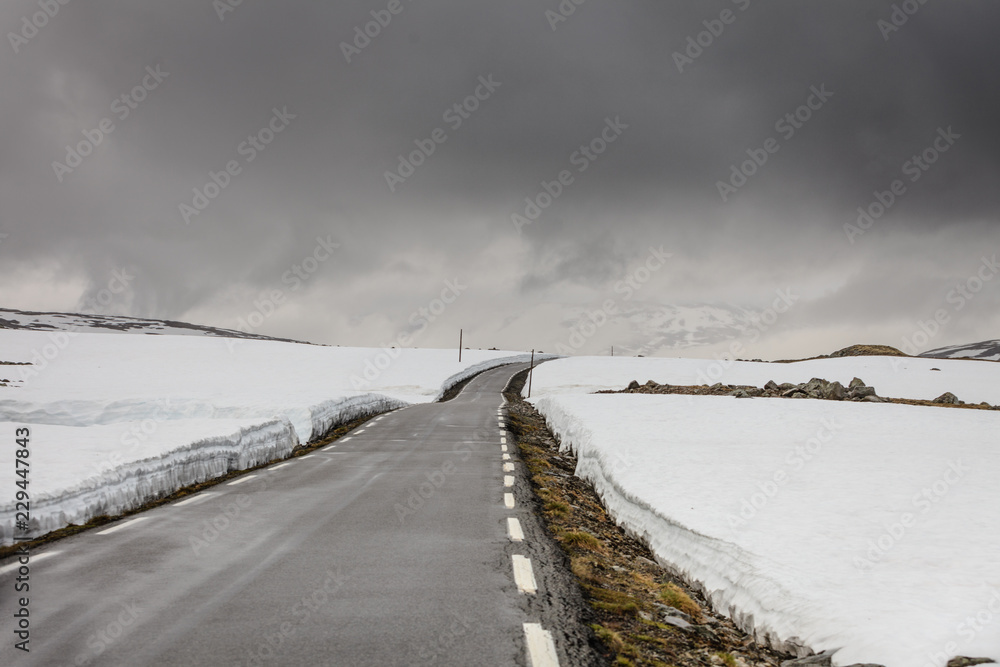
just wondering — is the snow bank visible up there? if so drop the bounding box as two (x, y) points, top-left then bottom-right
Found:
(532, 392), (1000, 667)
(526, 354), (1000, 405)
(0, 330), (529, 543)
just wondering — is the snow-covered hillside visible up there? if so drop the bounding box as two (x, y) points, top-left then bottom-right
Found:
(526, 354), (1000, 405)
(921, 339), (1000, 362)
(0, 307), (306, 343)
(526, 356), (1000, 667)
(0, 328), (532, 544)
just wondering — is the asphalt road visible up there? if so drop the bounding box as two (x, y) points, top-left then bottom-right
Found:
(0, 363), (593, 666)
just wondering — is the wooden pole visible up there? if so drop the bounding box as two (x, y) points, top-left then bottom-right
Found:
(527, 349), (534, 398)
(459, 329), (463, 363)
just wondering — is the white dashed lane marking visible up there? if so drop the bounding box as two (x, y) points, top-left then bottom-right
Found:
(512, 555), (538, 594)
(502, 453), (510, 461)
(270, 461), (295, 470)
(0, 551), (62, 576)
(507, 518), (524, 542)
(501, 444), (508, 452)
(227, 475), (257, 486)
(503, 462), (514, 472)
(174, 493), (217, 507)
(299, 455), (316, 460)
(523, 623), (560, 667)
(96, 517), (148, 536)
(504, 493), (515, 509)
(501, 436), (507, 444)
(321, 445), (337, 452)
(504, 475), (515, 487)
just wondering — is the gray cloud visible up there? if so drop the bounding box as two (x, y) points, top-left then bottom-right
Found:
(1, 0), (998, 358)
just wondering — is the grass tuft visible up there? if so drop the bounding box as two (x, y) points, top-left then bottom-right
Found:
(659, 583), (704, 622)
(559, 530), (605, 552)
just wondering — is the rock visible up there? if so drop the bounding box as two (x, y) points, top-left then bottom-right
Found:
(637, 610), (653, 621)
(652, 602), (695, 624)
(645, 380), (658, 388)
(790, 391), (808, 399)
(781, 650), (885, 666)
(849, 377), (867, 389)
(782, 386), (803, 397)
(933, 392), (962, 405)
(862, 395), (883, 403)
(823, 381), (846, 400)
(659, 615), (692, 631)
(627, 380), (640, 390)
(779, 382), (797, 391)
(730, 389), (751, 398)
(849, 385), (876, 399)
(947, 658), (997, 667)
(765, 380), (780, 392)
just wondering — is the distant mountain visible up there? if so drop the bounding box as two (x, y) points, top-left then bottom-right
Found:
(495, 301), (764, 356)
(0, 308), (311, 344)
(919, 340), (1000, 362)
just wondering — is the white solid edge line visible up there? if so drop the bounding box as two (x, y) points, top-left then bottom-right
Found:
(523, 623), (560, 667)
(504, 493), (515, 509)
(504, 475), (515, 487)
(270, 461), (295, 470)
(503, 462), (515, 472)
(227, 475), (258, 486)
(96, 517), (148, 536)
(0, 550), (63, 576)
(512, 555), (538, 594)
(174, 493), (217, 507)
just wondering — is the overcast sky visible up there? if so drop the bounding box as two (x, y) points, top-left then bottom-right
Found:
(1, 0), (998, 359)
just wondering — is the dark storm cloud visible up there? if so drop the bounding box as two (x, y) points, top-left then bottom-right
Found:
(1, 0), (998, 355)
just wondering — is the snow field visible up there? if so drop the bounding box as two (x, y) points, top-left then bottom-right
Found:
(526, 354), (1000, 405)
(1, 330), (532, 544)
(530, 375), (1000, 666)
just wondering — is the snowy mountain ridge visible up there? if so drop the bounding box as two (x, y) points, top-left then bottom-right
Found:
(0, 307), (309, 344)
(920, 339), (1000, 361)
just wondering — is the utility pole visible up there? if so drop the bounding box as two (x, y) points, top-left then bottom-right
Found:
(459, 329), (463, 363)
(527, 349), (534, 398)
